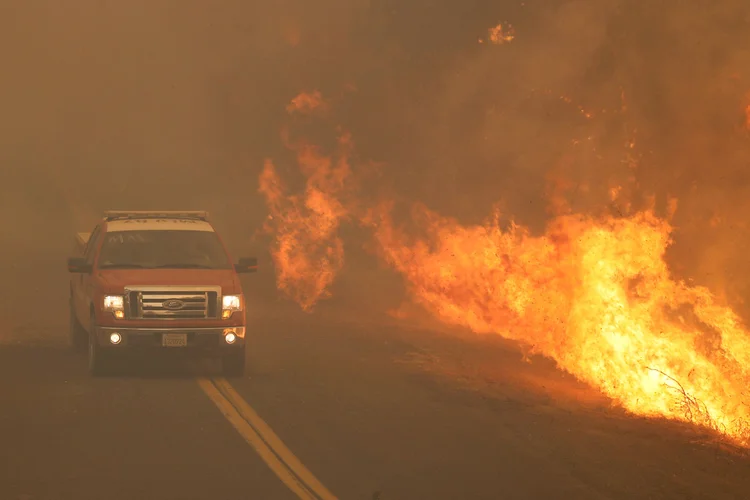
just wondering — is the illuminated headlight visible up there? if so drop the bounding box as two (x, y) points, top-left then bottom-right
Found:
(110, 332), (122, 344)
(224, 332), (237, 344)
(103, 295), (125, 319)
(222, 295), (242, 319)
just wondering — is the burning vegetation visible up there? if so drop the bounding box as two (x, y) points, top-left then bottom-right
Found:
(256, 0), (750, 448)
(259, 84), (750, 447)
(480, 22), (515, 45)
(259, 92), (353, 311)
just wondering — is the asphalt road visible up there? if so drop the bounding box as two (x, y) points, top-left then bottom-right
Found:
(2, 250), (750, 500)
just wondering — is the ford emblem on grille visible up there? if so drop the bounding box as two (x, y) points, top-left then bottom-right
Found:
(162, 299), (185, 310)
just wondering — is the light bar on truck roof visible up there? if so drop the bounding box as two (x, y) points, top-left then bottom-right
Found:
(103, 210), (210, 221)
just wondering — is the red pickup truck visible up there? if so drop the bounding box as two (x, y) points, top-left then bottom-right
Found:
(67, 211), (257, 377)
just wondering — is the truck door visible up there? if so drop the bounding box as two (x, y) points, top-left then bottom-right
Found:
(75, 224), (101, 328)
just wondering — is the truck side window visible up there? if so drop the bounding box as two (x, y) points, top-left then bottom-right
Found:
(84, 226), (102, 264)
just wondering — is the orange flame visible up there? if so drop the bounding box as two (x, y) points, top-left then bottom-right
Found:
(259, 92), (352, 311)
(485, 23), (515, 45)
(286, 90), (328, 115)
(261, 90), (750, 444)
(368, 204), (750, 442)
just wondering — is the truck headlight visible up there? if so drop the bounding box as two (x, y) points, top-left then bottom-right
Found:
(103, 295), (125, 319)
(222, 295), (242, 319)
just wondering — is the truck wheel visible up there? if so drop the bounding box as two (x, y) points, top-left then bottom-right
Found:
(88, 319), (111, 376)
(69, 300), (87, 353)
(222, 350), (246, 377)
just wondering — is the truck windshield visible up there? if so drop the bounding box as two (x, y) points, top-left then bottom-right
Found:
(97, 230), (232, 270)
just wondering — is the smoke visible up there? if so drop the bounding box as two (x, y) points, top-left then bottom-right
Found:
(604, 1), (750, 308)
(2, 1), (750, 316)
(0, 3), (311, 257)
(332, 0), (750, 316)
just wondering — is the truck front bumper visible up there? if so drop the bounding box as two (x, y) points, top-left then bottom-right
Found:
(94, 326), (245, 354)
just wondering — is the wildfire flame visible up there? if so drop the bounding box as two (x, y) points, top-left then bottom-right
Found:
(261, 90), (750, 445)
(259, 92), (352, 311)
(286, 90), (328, 115)
(485, 23), (515, 45)
(368, 204), (750, 439)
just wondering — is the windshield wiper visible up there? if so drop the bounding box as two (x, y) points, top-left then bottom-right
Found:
(98, 263), (147, 269)
(155, 263), (214, 269)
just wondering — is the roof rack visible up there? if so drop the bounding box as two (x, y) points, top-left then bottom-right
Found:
(104, 211), (210, 221)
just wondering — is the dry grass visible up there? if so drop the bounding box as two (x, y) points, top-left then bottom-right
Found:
(646, 366), (750, 458)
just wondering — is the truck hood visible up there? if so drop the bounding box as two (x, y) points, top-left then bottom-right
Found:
(95, 268), (241, 293)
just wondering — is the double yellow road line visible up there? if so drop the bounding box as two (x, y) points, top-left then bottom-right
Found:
(198, 377), (338, 500)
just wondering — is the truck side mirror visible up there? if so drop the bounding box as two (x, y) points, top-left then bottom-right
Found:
(68, 257), (92, 274)
(235, 257), (258, 274)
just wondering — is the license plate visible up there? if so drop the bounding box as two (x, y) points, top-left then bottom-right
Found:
(162, 333), (188, 347)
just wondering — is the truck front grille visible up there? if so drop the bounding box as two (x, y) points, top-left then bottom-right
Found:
(125, 286), (221, 320)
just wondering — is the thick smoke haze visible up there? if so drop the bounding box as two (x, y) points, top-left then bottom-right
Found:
(1, 1), (750, 316)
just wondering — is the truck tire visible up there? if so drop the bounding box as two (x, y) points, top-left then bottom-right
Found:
(88, 316), (112, 376)
(69, 300), (87, 353)
(222, 350), (246, 377)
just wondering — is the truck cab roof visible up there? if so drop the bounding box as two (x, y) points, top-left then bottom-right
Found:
(75, 211), (216, 251)
(105, 218), (215, 232)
